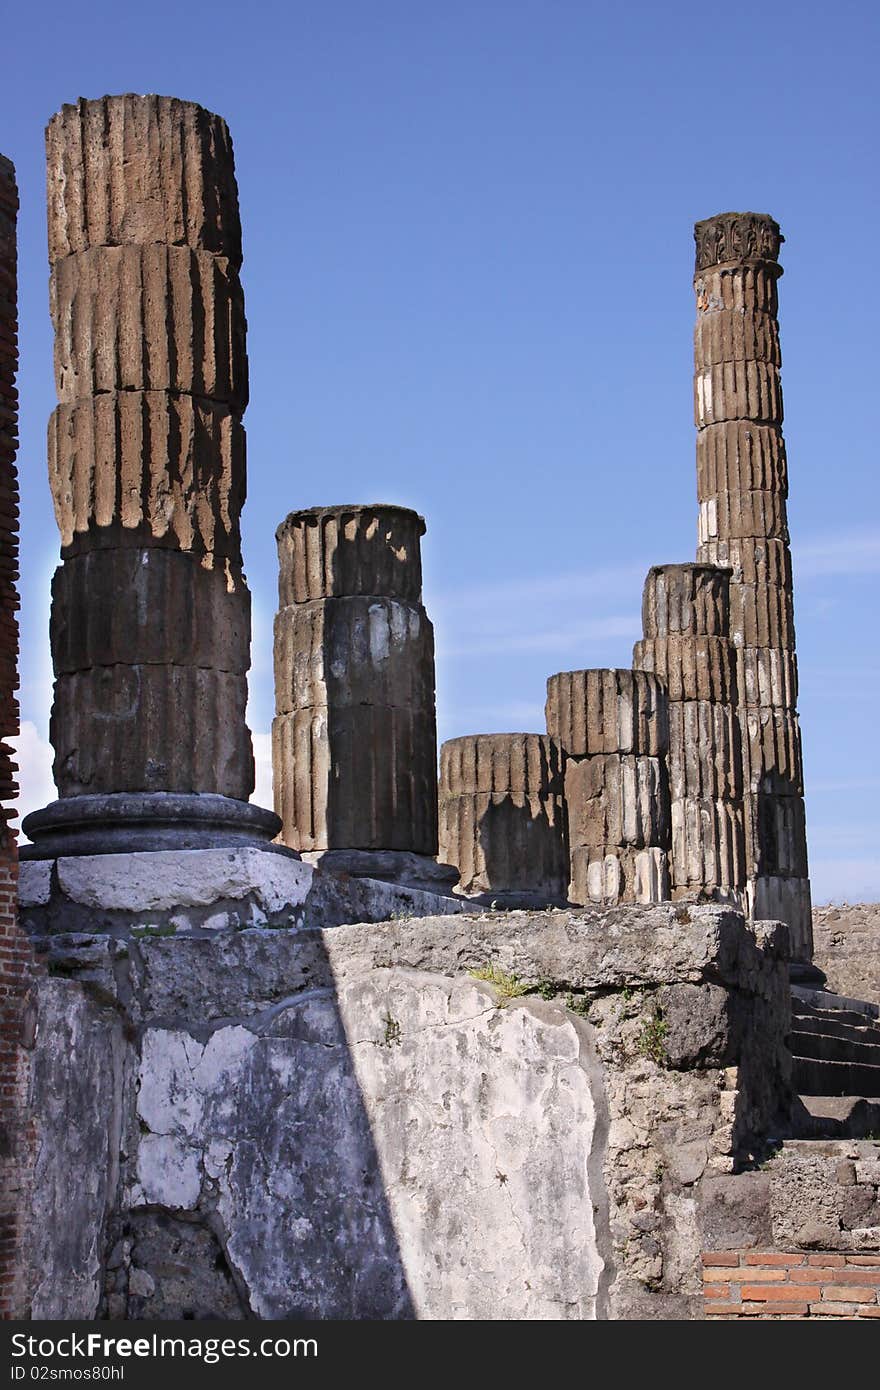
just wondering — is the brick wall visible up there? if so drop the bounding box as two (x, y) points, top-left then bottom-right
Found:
(0, 154), (33, 1321)
(703, 1251), (880, 1319)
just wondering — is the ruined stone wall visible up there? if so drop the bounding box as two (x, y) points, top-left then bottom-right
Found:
(0, 156), (34, 1321)
(811, 904), (880, 1007)
(20, 904), (791, 1320)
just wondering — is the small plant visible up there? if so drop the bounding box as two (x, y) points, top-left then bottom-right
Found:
(565, 992), (592, 1019)
(131, 924), (177, 939)
(470, 963), (530, 1002)
(381, 1012), (402, 1047)
(637, 1010), (669, 1065)
(535, 978), (557, 1001)
(388, 909), (415, 922)
(621, 985), (637, 1004)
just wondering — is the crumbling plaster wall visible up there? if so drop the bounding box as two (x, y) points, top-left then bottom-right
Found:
(22, 904), (791, 1320)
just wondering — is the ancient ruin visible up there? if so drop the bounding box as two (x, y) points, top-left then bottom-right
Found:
(1, 91), (877, 1323)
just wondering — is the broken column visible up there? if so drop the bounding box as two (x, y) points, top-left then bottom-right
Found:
(546, 669), (670, 906)
(438, 734), (567, 905)
(634, 564), (746, 904)
(273, 504), (452, 887)
(22, 95), (277, 857)
(693, 212), (812, 962)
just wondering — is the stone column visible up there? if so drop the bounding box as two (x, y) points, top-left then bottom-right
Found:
(693, 212), (812, 962)
(546, 669), (670, 906)
(438, 734), (567, 906)
(22, 95), (278, 858)
(273, 504), (452, 888)
(634, 564), (747, 904)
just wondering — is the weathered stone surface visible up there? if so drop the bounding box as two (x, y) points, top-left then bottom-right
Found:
(565, 755), (669, 851)
(22, 980), (124, 1318)
(666, 701), (742, 803)
(740, 706), (804, 796)
(51, 246), (247, 409)
(696, 423), (788, 500)
(48, 392), (245, 560)
(694, 308), (781, 369)
(728, 581), (795, 649)
(276, 504), (425, 605)
(21, 902), (793, 1319)
(569, 845), (670, 907)
(51, 665), (253, 799)
(767, 1142), (880, 1251)
(641, 563), (730, 639)
(669, 797), (746, 898)
(633, 635), (736, 704)
(698, 490), (788, 545)
(545, 668), (668, 757)
(697, 535), (791, 589)
(46, 95), (242, 266)
(438, 735), (566, 902)
(739, 645), (799, 709)
(273, 705), (437, 854)
(50, 548), (250, 675)
(694, 360), (782, 428)
(20, 793), (280, 861)
(812, 904), (880, 1007)
(273, 596), (434, 714)
(755, 792), (809, 878)
(693, 212), (782, 272)
(299, 848), (458, 893)
(56, 847), (311, 915)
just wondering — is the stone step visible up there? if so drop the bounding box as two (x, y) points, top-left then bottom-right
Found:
(789, 1095), (880, 1140)
(790, 1028), (880, 1067)
(790, 1011), (880, 1045)
(792, 1003), (880, 1031)
(792, 985), (880, 1021)
(792, 1055), (880, 1098)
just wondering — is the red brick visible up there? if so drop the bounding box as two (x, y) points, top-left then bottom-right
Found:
(821, 1286), (877, 1303)
(858, 1307), (880, 1317)
(704, 1284), (731, 1299)
(809, 1303), (861, 1317)
(739, 1301), (809, 1316)
(702, 1252), (740, 1267)
(741, 1283), (819, 1302)
(807, 1253), (845, 1267)
(744, 1252), (804, 1267)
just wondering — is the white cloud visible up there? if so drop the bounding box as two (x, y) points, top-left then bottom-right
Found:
(251, 729), (274, 812)
(794, 527), (880, 579)
(10, 721), (56, 839)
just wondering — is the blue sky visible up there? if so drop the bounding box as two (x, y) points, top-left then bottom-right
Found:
(3, 1), (878, 900)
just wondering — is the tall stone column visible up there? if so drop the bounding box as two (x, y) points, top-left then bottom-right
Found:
(693, 212), (812, 962)
(546, 669), (670, 906)
(634, 564), (747, 904)
(273, 504), (452, 887)
(23, 95), (278, 858)
(438, 733), (567, 906)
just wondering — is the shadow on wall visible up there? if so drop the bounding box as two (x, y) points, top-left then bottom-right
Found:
(27, 926), (417, 1319)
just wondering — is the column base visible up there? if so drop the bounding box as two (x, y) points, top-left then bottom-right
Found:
(20, 793), (285, 860)
(300, 848), (460, 896)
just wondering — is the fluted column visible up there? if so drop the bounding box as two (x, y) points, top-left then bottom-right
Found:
(22, 96), (277, 859)
(546, 669), (670, 905)
(273, 504), (449, 885)
(438, 734), (567, 905)
(693, 212), (812, 961)
(634, 564), (747, 903)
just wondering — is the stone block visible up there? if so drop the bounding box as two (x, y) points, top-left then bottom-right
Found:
(641, 563), (730, 639)
(276, 504), (425, 604)
(272, 705), (438, 855)
(694, 361), (782, 428)
(54, 846), (311, 915)
(51, 246), (247, 410)
(50, 549), (250, 675)
(698, 490), (788, 546)
(438, 734), (566, 901)
(667, 701), (743, 802)
(696, 422), (788, 500)
(739, 646), (798, 709)
(46, 95), (242, 266)
(694, 307), (780, 368)
(51, 664), (253, 799)
(545, 667), (668, 757)
(694, 261), (779, 317)
(633, 635), (736, 704)
(564, 754), (669, 851)
(728, 582), (796, 649)
(273, 596), (434, 715)
(569, 845), (670, 907)
(670, 797), (747, 897)
(740, 707), (804, 796)
(697, 536), (791, 589)
(49, 391), (245, 560)
(755, 792), (809, 878)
